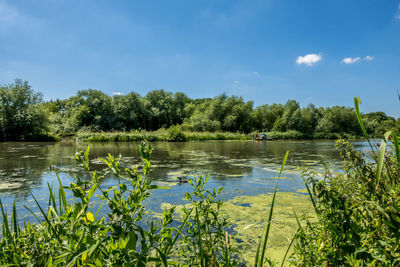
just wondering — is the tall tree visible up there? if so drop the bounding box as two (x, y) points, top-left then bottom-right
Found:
(0, 79), (48, 141)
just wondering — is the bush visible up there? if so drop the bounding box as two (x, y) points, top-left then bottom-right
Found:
(166, 125), (186, 142)
(0, 141), (238, 266)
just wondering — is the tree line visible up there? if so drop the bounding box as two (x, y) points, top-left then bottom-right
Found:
(0, 79), (398, 141)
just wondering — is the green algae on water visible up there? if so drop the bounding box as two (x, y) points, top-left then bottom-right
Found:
(220, 192), (315, 265)
(158, 192), (315, 265)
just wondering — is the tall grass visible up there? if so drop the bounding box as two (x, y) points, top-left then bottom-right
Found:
(76, 130), (250, 142)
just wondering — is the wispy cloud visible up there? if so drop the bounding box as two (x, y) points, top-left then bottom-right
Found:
(341, 56), (374, 64)
(112, 92), (123, 96)
(252, 71), (259, 75)
(0, 0), (43, 33)
(342, 57), (361, 64)
(0, 0), (18, 24)
(396, 3), (400, 19)
(296, 53), (322, 66)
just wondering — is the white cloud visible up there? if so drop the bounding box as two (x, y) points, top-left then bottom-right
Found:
(112, 92), (123, 96)
(296, 53), (322, 66)
(234, 80), (239, 84)
(253, 71), (258, 75)
(364, 56), (374, 61)
(342, 57), (361, 64)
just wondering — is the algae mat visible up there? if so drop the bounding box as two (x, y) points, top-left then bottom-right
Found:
(221, 192), (315, 265)
(161, 191), (314, 266)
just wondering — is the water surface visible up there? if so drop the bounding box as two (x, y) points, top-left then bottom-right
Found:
(0, 140), (371, 221)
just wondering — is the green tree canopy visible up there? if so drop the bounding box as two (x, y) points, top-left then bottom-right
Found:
(0, 79), (48, 141)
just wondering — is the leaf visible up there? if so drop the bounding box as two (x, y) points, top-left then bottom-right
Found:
(126, 231), (137, 250)
(281, 230), (298, 267)
(84, 146), (90, 170)
(354, 97), (375, 156)
(86, 212), (95, 222)
(375, 138), (387, 192)
(385, 131), (400, 163)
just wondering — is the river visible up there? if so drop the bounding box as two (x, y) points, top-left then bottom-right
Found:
(0, 140), (372, 222)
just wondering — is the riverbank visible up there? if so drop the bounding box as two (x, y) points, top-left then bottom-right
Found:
(75, 130), (251, 142)
(71, 130), (366, 142)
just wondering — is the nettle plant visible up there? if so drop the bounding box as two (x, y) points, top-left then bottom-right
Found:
(0, 141), (240, 266)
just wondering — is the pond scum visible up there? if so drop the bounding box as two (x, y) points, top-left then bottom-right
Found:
(1, 97), (400, 266)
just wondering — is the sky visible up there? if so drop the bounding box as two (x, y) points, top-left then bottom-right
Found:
(0, 0), (399, 117)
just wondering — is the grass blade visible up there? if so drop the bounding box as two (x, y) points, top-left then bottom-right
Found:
(165, 208), (194, 255)
(56, 172), (67, 213)
(12, 201), (18, 235)
(354, 97), (375, 156)
(47, 182), (57, 216)
(0, 199), (14, 247)
(30, 192), (60, 239)
(195, 208), (205, 267)
(256, 150), (289, 267)
(280, 230), (298, 267)
(301, 175), (317, 214)
(392, 132), (400, 163)
(386, 131), (400, 163)
(24, 205), (41, 223)
(375, 137), (387, 192)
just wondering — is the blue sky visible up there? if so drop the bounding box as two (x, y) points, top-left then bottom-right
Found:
(0, 0), (399, 117)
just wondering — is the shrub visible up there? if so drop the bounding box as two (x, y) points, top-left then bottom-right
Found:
(166, 125), (186, 142)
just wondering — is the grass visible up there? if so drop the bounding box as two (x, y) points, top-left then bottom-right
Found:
(76, 130), (251, 142)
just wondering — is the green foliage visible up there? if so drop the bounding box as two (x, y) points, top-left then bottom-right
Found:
(178, 175), (238, 266)
(292, 98), (400, 265)
(1, 78), (398, 140)
(166, 125), (186, 142)
(0, 79), (51, 141)
(185, 94), (253, 133)
(76, 130), (250, 142)
(265, 130), (304, 140)
(0, 141), (240, 266)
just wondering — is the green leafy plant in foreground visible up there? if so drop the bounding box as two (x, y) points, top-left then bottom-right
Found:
(0, 140), (242, 266)
(292, 98), (400, 265)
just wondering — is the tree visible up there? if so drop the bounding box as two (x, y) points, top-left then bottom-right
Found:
(0, 79), (48, 141)
(113, 92), (145, 131)
(144, 90), (174, 130)
(75, 89), (115, 131)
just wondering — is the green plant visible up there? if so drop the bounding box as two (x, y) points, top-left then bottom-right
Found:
(292, 98), (400, 265)
(0, 140), (243, 266)
(166, 125), (186, 142)
(178, 175), (239, 266)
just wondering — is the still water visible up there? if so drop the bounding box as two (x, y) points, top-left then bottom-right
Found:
(0, 140), (371, 221)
